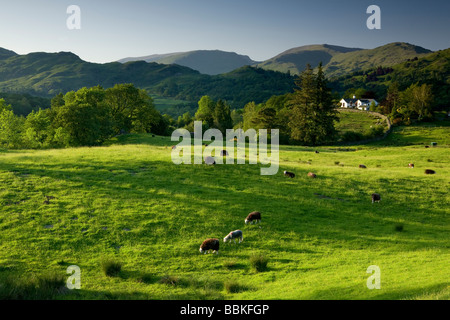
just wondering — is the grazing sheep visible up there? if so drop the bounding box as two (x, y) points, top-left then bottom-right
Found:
(223, 230), (243, 244)
(307, 172), (317, 178)
(359, 164), (367, 169)
(220, 150), (229, 156)
(283, 171), (295, 178)
(245, 211), (261, 225)
(408, 163), (415, 168)
(372, 193), (381, 203)
(425, 169), (436, 175)
(315, 150), (320, 154)
(205, 156), (216, 165)
(199, 238), (220, 254)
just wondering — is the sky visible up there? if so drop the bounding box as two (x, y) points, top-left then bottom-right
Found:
(0, 0), (449, 63)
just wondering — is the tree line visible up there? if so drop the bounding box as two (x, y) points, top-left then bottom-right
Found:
(176, 63), (339, 146)
(343, 81), (436, 125)
(0, 84), (169, 149)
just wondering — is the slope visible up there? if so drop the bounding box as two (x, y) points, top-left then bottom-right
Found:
(257, 44), (362, 75)
(118, 50), (257, 75)
(324, 42), (432, 78)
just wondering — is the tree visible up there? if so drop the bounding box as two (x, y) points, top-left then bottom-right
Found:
(195, 96), (216, 128)
(242, 101), (259, 131)
(53, 87), (113, 146)
(384, 82), (400, 115)
(23, 109), (52, 148)
(0, 99), (25, 148)
(213, 99), (233, 134)
(287, 63), (338, 145)
(177, 112), (193, 128)
(105, 84), (159, 134)
(397, 83), (434, 123)
(410, 84), (434, 121)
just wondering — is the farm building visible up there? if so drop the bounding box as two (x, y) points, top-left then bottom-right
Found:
(340, 96), (379, 111)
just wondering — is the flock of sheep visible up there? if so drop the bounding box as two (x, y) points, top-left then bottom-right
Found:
(192, 147), (437, 254)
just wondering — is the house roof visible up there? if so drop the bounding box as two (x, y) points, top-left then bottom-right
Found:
(358, 99), (378, 104)
(341, 98), (358, 103)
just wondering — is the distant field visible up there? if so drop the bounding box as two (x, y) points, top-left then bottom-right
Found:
(0, 123), (449, 300)
(336, 110), (387, 134)
(151, 95), (193, 112)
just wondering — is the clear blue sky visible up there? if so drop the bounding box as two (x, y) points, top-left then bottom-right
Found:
(1, 0), (449, 63)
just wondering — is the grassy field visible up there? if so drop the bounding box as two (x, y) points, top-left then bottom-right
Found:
(0, 122), (449, 300)
(335, 109), (388, 137)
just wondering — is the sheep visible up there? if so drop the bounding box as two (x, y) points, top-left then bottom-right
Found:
(199, 238), (220, 254)
(205, 156), (216, 165)
(307, 172), (317, 178)
(245, 211), (261, 225)
(223, 230), (243, 244)
(425, 169), (436, 175)
(408, 163), (415, 168)
(283, 171), (295, 178)
(359, 164), (367, 169)
(315, 150), (320, 154)
(372, 193), (381, 203)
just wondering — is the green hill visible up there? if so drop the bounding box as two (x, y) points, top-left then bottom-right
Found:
(0, 51), (200, 97)
(0, 49), (293, 109)
(153, 65), (294, 107)
(0, 123), (448, 300)
(257, 43), (432, 77)
(257, 44), (361, 75)
(0, 48), (17, 60)
(329, 47), (450, 107)
(118, 50), (258, 75)
(324, 42), (432, 78)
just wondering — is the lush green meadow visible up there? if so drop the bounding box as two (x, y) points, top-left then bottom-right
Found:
(0, 122), (449, 300)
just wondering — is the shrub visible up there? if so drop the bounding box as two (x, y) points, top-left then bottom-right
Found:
(341, 131), (365, 142)
(101, 258), (122, 277)
(250, 254), (269, 272)
(224, 280), (243, 294)
(159, 275), (181, 286)
(137, 273), (157, 284)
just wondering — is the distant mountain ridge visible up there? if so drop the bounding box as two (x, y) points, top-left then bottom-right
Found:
(256, 42), (432, 77)
(256, 44), (362, 75)
(323, 42), (433, 78)
(118, 42), (433, 78)
(0, 42), (445, 112)
(0, 48), (293, 109)
(0, 48), (18, 60)
(118, 50), (258, 75)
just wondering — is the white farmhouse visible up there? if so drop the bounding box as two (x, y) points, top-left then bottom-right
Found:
(339, 97), (358, 109)
(356, 99), (379, 111)
(339, 96), (378, 111)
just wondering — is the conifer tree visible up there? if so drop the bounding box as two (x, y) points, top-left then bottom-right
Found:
(288, 63), (338, 145)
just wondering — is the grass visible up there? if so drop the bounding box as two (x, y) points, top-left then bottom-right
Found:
(0, 122), (449, 300)
(101, 258), (123, 277)
(335, 109), (388, 141)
